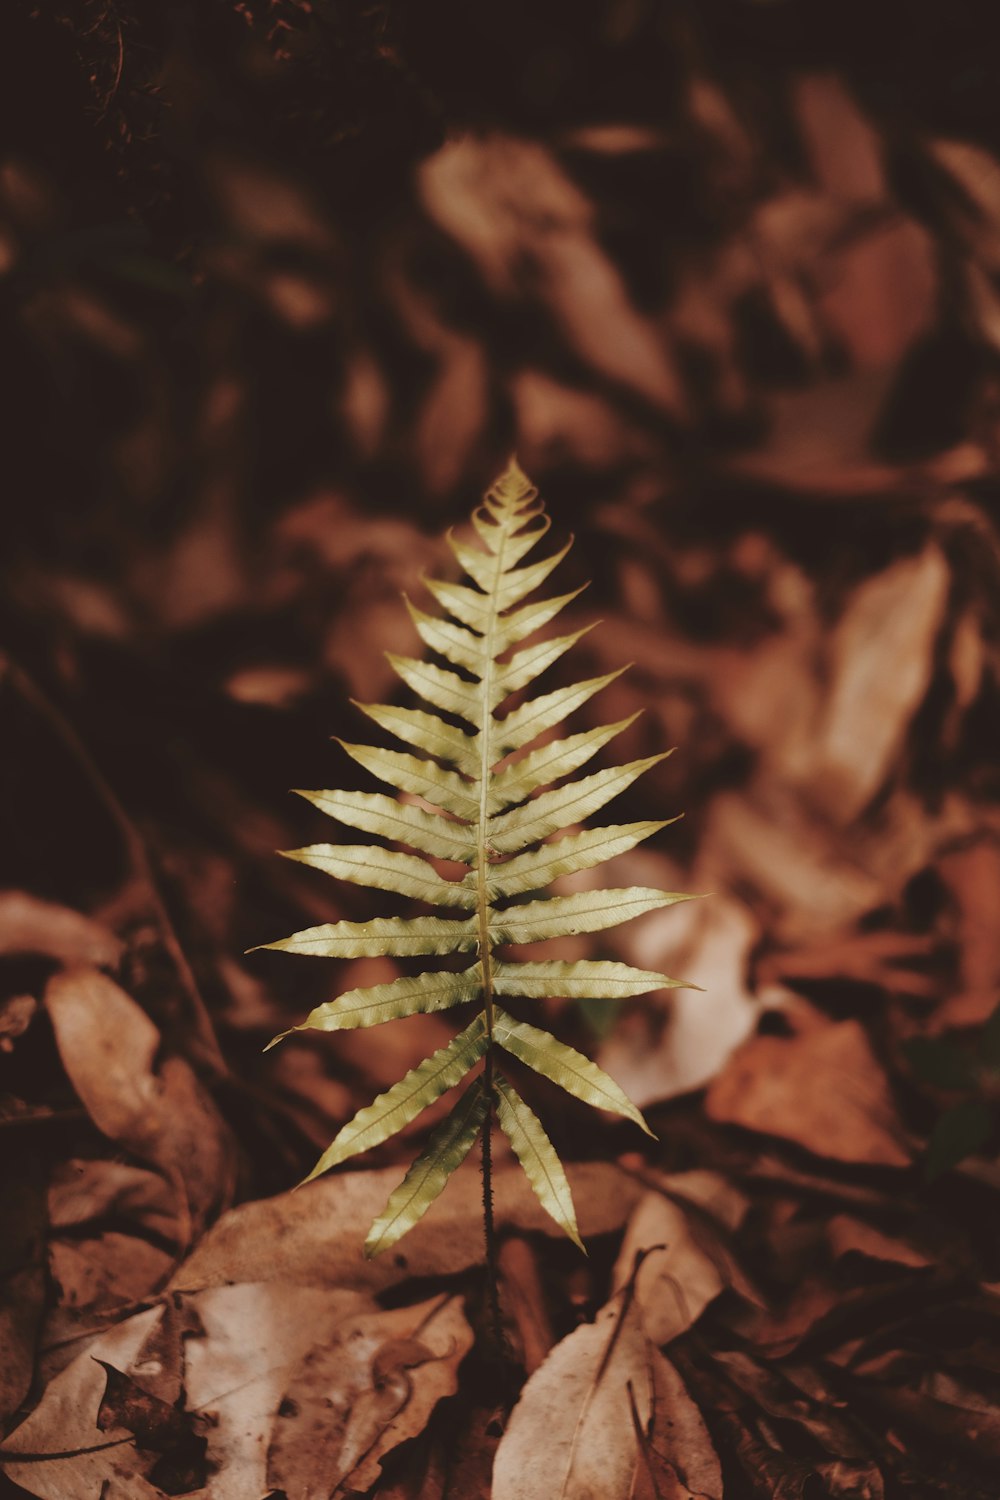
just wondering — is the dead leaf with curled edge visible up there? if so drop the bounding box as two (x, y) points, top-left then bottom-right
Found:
(266, 1293), (474, 1500)
(610, 1175), (756, 1348)
(419, 135), (686, 419)
(705, 1004), (913, 1168)
(812, 545), (950, 821)
(0, 889), (123, 968)
(1, 1283), (367, 1500)
(172, 1159), (644, 1296)
(44, 966), (235, 1250)
(492, 1260), (722, 1500)
(598, 893), (760, 1108)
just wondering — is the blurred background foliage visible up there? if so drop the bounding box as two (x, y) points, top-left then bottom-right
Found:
(4, 5), (1000, 1492)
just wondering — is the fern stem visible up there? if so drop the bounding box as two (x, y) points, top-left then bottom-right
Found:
(476, 495), (514, 1340)
(480, 1054), (503, 1353)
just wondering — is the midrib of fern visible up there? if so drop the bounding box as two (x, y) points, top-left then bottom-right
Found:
(474, 519), (508, 1049)
(472, 501), (516, 1341)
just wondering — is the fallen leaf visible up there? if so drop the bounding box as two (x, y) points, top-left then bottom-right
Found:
(492, 1277), (722, 1500)
(826, 1214), (932, 1269)
(930, 836), (1000, 1029)
(793, 75), (884, 201)
(171, 1159), (643, 1295)
(599, 895), (760, 1106)
(817, 217), (936, 369)
(693, 1348), (887, 1498)
(96, 1359), (209, 1496)
(705, 1008), (912, 1167)
(813, 546), (950, 819)
(0, 993), (36, 1051)
(266, 1293), (473, 1498)
(44, 967), (235, 1243)
(420, 135), (685, 416)
(49, 1158), (177, 1243)
(499, 1236), (555, 1375)
(1, 1301), (176, 1499)
(185, 1283), (367, 1500)
(1, 1284), (367, 1500)
(0, 890), (122, 967)
(611, 1179), (751, 1346)
(48, 1236), (175, 1317)
(698, 791), (883, 941)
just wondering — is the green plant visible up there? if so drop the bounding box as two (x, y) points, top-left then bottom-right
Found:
(905, 1001), (1000, 1179)
(258, 459), (693, 1286)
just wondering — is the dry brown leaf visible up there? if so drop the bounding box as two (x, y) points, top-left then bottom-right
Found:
(512, 368), (646, 471)
(599, 894), (760, 1107)
(759, 929), (940, 1000)
(826, 1214), (932, 1269)
(707, 1349), (887, 1496)
(171, 1160), (643, 1295)
(814, 545), (950, 819)
(1, 1282), (367, 1500)
(499, 1237), (556, 1375)
(705, 1008), (912, 1167)
(610, 1187), (744, 1346)
(0, 890), (122, 967)
(49, 1159), (194, 1243)
(817, 217), (936, 369)
(44, 966), (235, 1242)
(420, 135), (685, 416)
(1, 1300), (178, 1499)
(266, 1293), (473, 1498)
(929, 836), (1000, 1030)
(698, 791), (883, 941)
(492, 1282), (722, 1500)
(48, 1236), (175, 1318)
(0, 992), (36, 1050)
(792, 75), (884, 201)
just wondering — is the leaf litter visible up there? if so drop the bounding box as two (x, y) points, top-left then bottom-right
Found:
(5, 17), (1000, 1496)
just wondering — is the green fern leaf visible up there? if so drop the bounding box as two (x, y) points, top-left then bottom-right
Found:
(487, 755), (673, 851)
(493, 960), (687, 1000)
(294, 787), (476, 862)
(492, 584), (589, 652)
(385, 654), (480, 725)
(335, 741), (480, 819)
(268, 966), (482, 1045)
(492, 668), (628, 757)
(494, 1074), (583, 1250)
(280, 844), (475, 908)
(483, 821), (677, 898)
(259, 458), (697, 1255)
(353, 700), (479, 774)
(492, 1007), (654, 1134)
(404, 598), (485, 675)
(302, 1015), (489, 1183)
(489, 888), (695, 946)
(488, 714), (639, 809)
(364, 1081), (489, 1257)
(258, 913), (477, 958)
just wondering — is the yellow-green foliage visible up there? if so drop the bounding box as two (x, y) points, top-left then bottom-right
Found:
(260, 460), (694, 1255)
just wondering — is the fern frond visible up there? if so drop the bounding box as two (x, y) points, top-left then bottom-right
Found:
(260, 458), (697, 1254)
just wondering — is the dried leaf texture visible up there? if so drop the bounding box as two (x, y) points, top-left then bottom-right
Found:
(263, 460), (692, 1248)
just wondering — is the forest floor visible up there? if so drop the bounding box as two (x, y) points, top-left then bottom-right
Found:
(3, 4), (1000, 1496)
